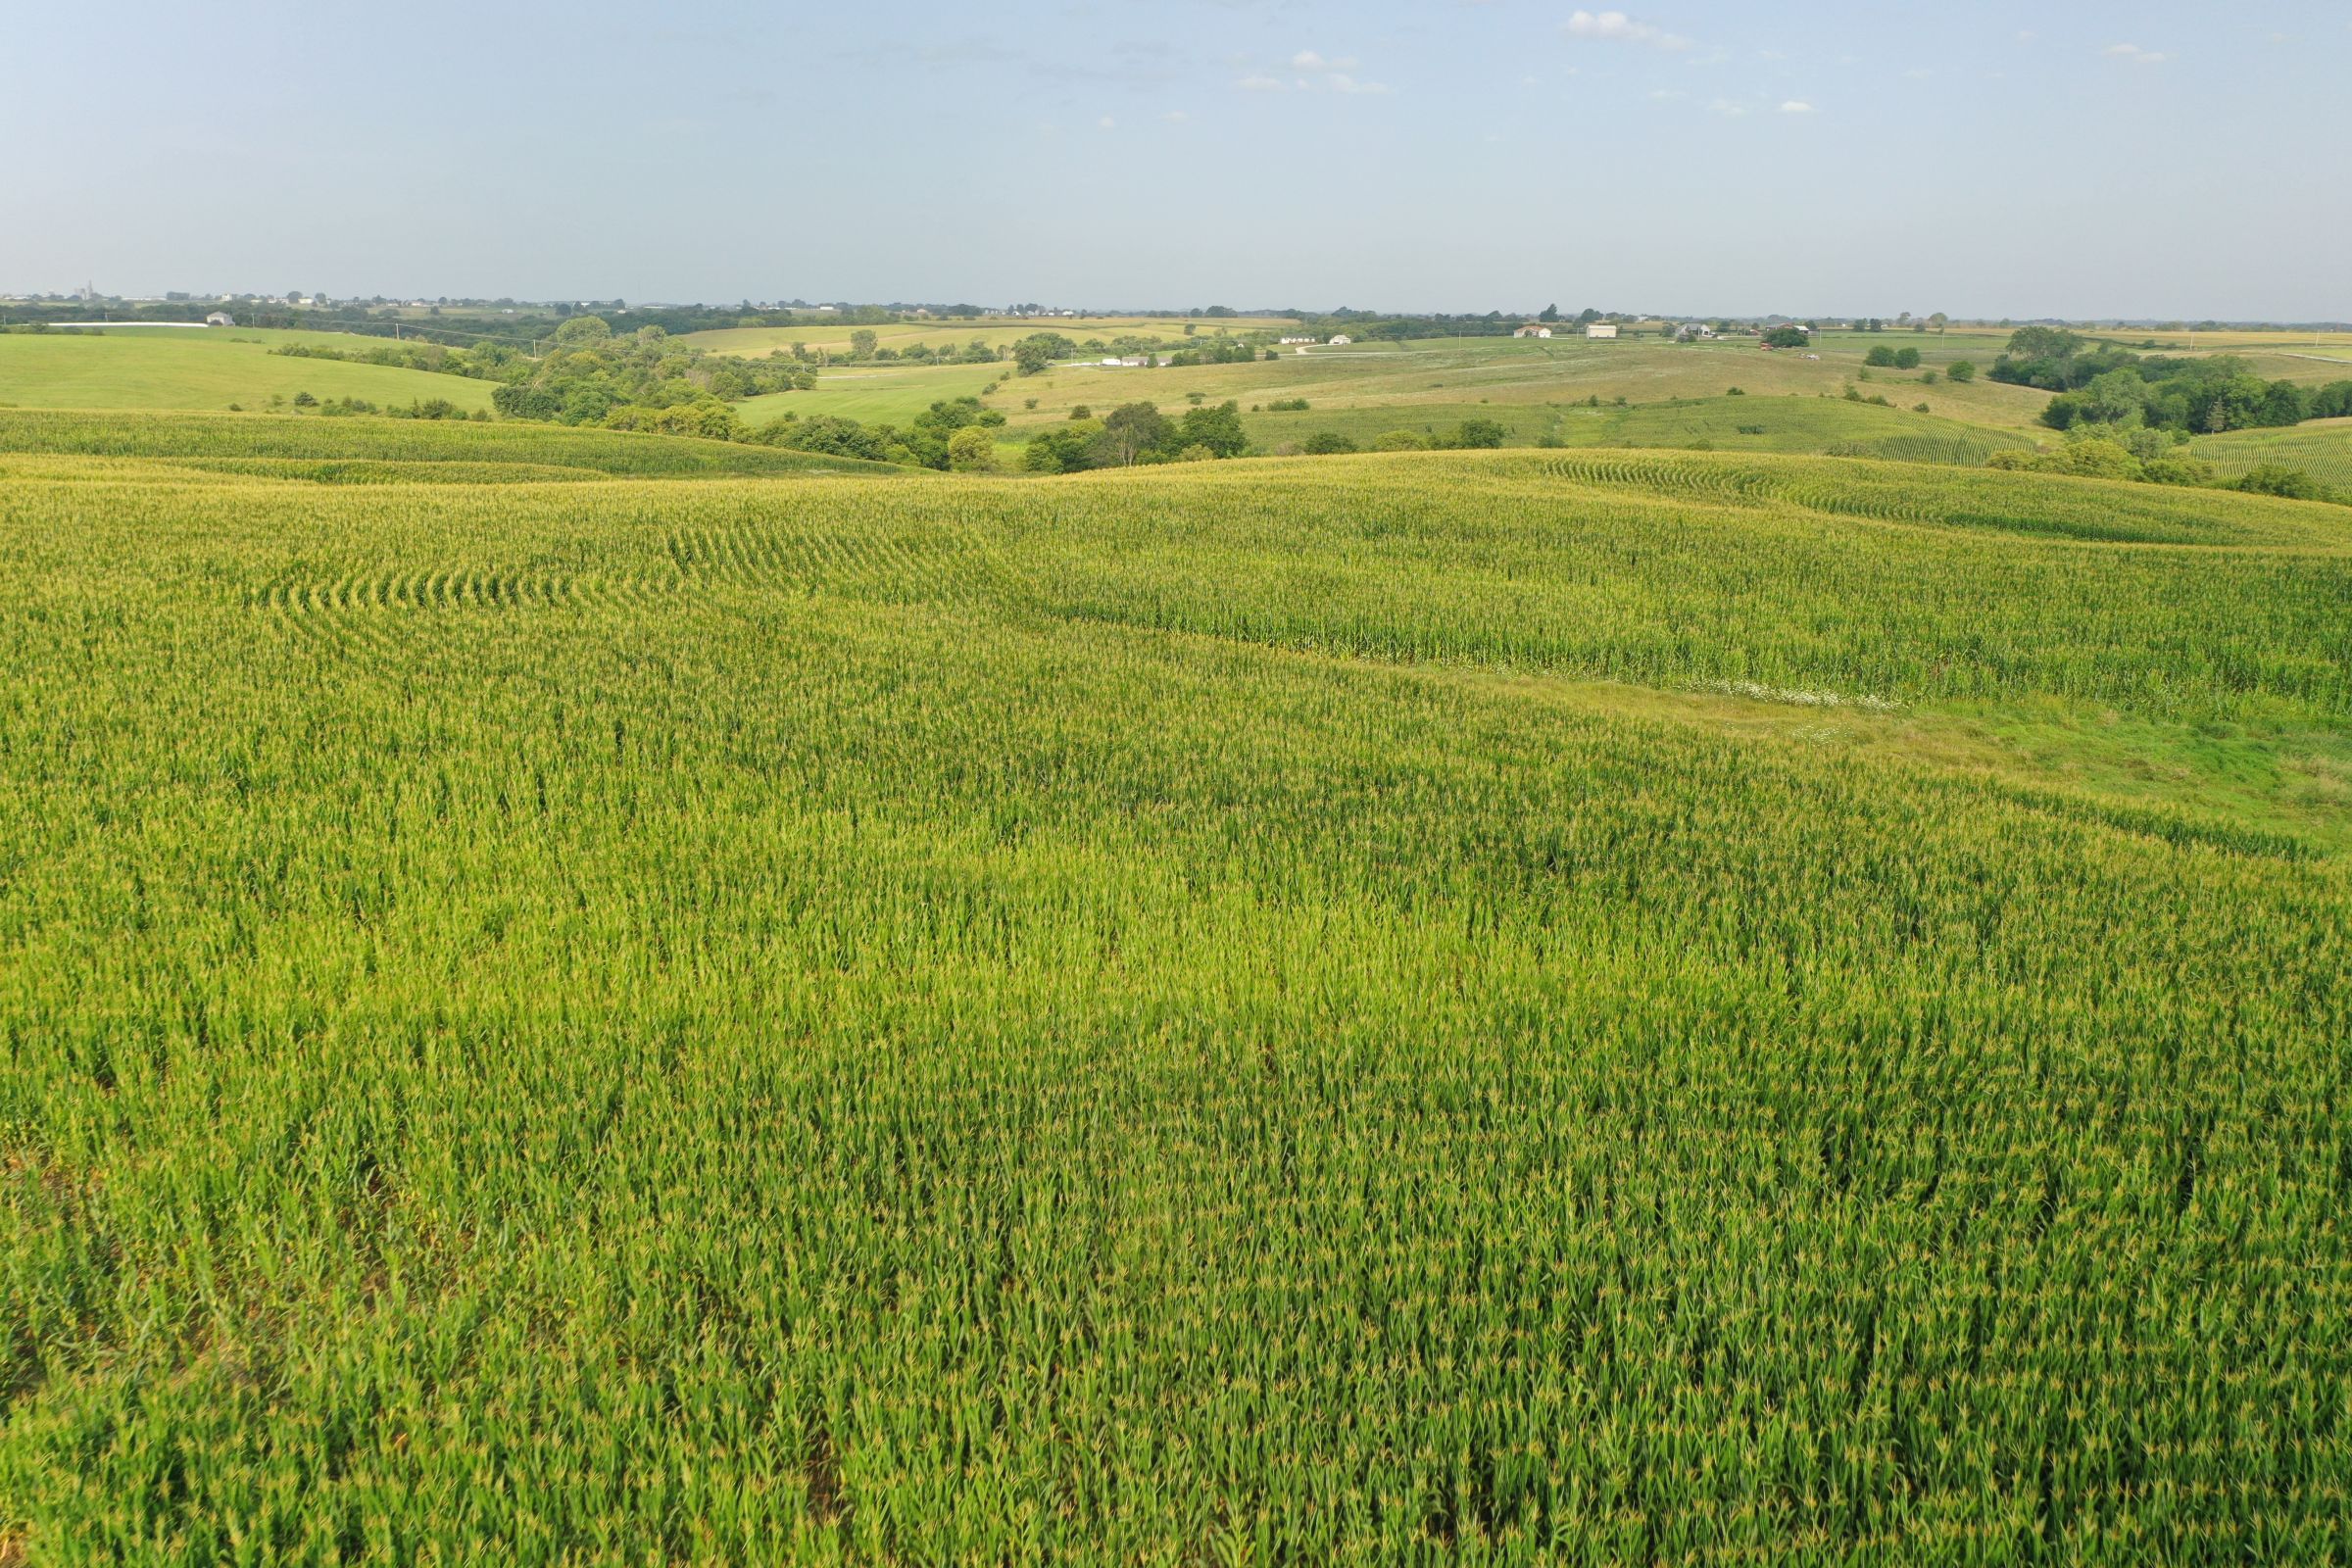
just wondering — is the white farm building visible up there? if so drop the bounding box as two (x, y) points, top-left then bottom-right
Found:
(1585, 322), (1619, 340)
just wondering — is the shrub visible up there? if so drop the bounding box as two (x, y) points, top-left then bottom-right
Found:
(2234, 464), (2325, 500)
(1301, 431), (1358, 456)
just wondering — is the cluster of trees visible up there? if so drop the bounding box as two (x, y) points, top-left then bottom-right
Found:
(1008, 331), (1238, 375)
(272, 338), (518, 379)
(1294, 420), (1507, 456)
(839, 328), (1002, 366)
(1985, 424), (2341, 504)
(1984, 425), (2215, 486)
(244, 394), (476, 420)
(761, 397), (1007, 470)
(487, 318), (812, 431)
(1863, 345), (1922, 369)
(1162, 337), (1260, 368)
(1021, 402), (1250, 471)
(1992, 328), (2352, 435)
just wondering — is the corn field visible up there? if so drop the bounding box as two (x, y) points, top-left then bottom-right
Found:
(2, 428), (2349, 1564)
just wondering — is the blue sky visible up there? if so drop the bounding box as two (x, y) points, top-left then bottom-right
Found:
(4, 1), (2346, 318)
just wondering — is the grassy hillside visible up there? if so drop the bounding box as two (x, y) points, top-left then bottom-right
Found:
(0, 328), (498, 414)
(2192, 416), (2352, 487)
(998, 331), (2053, 443)
(0, 409), (909, 478)
(737, 361), (1003, 428)
(1250, 393), (2036, 464)
(4, 430), (2349, 1562)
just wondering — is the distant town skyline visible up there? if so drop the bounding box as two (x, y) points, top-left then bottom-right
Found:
(4, 0), (2347, 320)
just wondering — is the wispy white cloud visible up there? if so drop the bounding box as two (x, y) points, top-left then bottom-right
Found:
(2103, 42), (2167, 65)
(1248, 51), (1390, 96)
(1707, 97), (1745, 116)
(1097, 116), (1116, 129)
(1648, 87), (1688, 101)
(1779, 99), (1814, 113)
(1566, 10), (1690, 50)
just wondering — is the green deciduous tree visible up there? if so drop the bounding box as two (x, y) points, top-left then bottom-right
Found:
(947, 425), (998, 472)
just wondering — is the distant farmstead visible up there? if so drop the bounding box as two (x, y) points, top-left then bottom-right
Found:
(1586, 322), (1619, 340)
(1327, 334), (1352, 346)
(1279, 335), (1319, 345)
(1514, 324), (1553, 338)
(205, 312), (234, 327)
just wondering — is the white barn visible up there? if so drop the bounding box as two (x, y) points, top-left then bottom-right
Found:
(1586, 322), (1619, 340)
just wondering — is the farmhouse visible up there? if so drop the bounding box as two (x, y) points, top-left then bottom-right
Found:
(1514, 324), (1553, 339)
(1327, 334), (1351, 346)
(1586, 322), (1619, 340)
(205, 312), (233, 327)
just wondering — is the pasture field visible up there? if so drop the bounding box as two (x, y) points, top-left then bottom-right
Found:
(2191, 417), (2352, 487)
(686, 314), (1297, 358)
(1246, 394), (2035, 465)
(4, 420), (2350, 1564)
(737, 361), (1004, 428)
(1000, 332), (2055, 442)
(0, 329), (497, 414)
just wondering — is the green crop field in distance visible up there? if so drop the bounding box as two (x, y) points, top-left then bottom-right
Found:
(4, 420), (2350, 1563)
(0, 329), (499, 414)
(0, 409), (911, 479)
(739, 361), (1004, 428)
(1247, 393), (2036, 465)
(2192, 416), (2352, 487)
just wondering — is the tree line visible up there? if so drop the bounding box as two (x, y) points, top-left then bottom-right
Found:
(1992, 328), (2352, 435)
